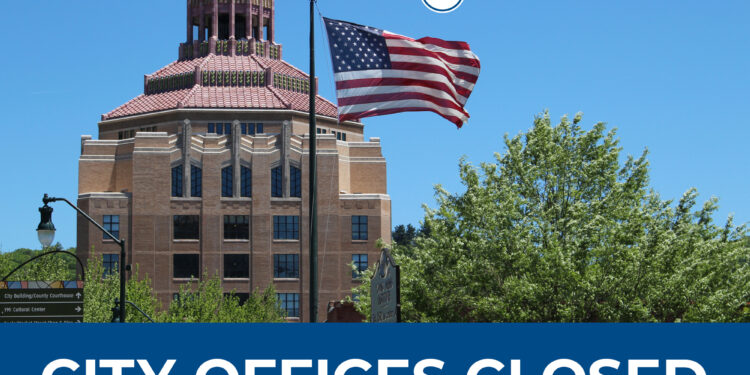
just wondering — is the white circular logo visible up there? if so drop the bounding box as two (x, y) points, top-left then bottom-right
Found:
(422, 0), (464, 13)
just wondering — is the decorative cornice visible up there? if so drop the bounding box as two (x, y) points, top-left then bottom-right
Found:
(146, 72), (196, 95)
(273, 73), (310, 94)
(202, 70), (266, 87)
(179, 40), (281, 61)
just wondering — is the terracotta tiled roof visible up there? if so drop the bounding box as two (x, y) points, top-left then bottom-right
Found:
(105, 89), (194, 120)
(103, 55), (339, 120)
(183, 86), (288, 109)
(148, 55), (307, 79)
(150, 57), (208, 77)
(282, 89), (339, 117)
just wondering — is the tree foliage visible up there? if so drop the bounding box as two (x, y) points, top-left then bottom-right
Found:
(83, 254), (285, 323)
(3, 248), (285, 323)
(83, 251), (160, 323)
(356, 112), (750, 322)
(162, 272), (285, 323)
(0, 244), (78, 281)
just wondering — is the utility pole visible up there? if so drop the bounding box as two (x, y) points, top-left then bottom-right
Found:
(308, 0), (319, 323)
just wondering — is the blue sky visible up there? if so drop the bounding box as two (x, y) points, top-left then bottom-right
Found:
(0, 0), (748, 252)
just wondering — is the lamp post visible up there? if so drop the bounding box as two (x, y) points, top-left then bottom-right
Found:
(38, 194), (127, 323)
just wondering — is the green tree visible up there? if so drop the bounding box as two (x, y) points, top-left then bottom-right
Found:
(162, 272), (285, 323)
(355, 111), (750, 322)
(0, 244), (78, 281)
(3, 248), (286, 323)
(392, 224), (418, 247)
(83, 250), (160, 323)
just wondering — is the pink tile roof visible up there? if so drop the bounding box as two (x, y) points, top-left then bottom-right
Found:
(105, 89), (194, 120)
(103, 55), (340, 120)
(183, 86), (288, 109)
(148, 55), (307, 79)
(151, 57), (209, 77)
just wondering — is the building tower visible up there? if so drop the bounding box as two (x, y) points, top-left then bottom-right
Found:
(77, 0), (391, 322)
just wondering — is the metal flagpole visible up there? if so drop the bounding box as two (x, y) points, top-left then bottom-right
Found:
(308, 0), (319, 323)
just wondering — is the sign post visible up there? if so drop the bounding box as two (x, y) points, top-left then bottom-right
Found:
(370, 248), (401, 323)
(0, 281), (84, 323)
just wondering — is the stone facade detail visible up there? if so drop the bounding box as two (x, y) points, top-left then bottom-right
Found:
(77, 0), (391, 322)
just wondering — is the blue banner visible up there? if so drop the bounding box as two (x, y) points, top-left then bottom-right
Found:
(1, 324), (746, 374)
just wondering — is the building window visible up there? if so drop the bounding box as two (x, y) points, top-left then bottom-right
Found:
(174, 215), (199, 240)
(271, 166), (282, 197)
(173, 254), (200, 279)
(290, 166), (301, 198)
(273, 216), (299, 240)
(274, 254), (299, 278)
(241, 166), (252, 197)
(118, 129), (136, 139)
(223, 254), (249, 278)
(191, 165), (202, 197)
(352, 216), (368, 240)
(172, 166), (183, 197)
(342, 132), (347, 141)
(224, 292), (250, 305)
(336, 132), (342, 141)
(208, 123), (215, 134)
(277, 293), (300, 318)
(102, 254), (119, 278)
(224, 215), (249, 240)
(214, 122), (231, 135)
(103, 215), (120, 240)
(241, 123), (263, 135)
(222, 166), (233, 197)
(352, 254), (368, 279)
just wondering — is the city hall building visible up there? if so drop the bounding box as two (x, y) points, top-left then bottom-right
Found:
(76, 0), (390, 321)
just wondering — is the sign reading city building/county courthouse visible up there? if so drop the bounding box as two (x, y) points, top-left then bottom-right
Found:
(0, 281), (84, 323)
(370, 249), (400, 323)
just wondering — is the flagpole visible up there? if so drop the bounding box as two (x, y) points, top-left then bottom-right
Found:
(308, 0), (319, 323)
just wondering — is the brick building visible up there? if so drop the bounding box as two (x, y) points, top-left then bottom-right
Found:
(77, 0), (390, 322)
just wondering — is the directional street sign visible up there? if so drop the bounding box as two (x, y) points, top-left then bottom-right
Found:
(0, 288), (84, 323)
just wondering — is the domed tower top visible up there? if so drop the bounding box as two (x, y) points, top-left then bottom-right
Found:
(100, 0), (343, 121)
(183, 0), (278, 59)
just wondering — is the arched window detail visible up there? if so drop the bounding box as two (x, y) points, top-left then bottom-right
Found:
(290, 166), (301, 198)
(271, 166), (282, 197)
(222, 166), (233, 197)
(172, 165), (183, 197)
(241, 166), (252, 197)
(191, 165), (202, 197)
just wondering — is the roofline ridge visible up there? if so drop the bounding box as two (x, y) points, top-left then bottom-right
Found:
(102, 94), (146, 121)
(178, 84), (201, 109)
(274, 59), (338, 109)
(198, 54), (215, 71)
(278, 59), (309, 78)
(266, 86), (292, 108)
(316, 93), (338, 109)
(149, 58), (186, 78)
(250, 54), (269, 70)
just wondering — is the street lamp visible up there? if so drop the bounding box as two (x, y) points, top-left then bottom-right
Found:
(37, 203), (56, 248)
(38, 194), (127, 323)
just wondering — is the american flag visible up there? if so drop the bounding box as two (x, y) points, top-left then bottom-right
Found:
(323, 17), (480, 128)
